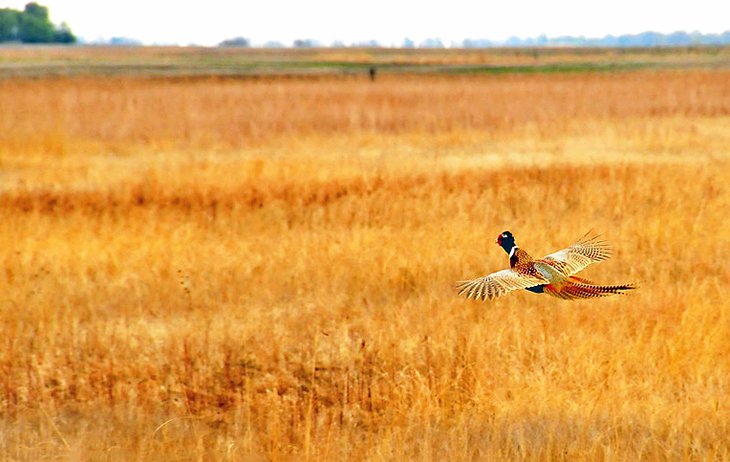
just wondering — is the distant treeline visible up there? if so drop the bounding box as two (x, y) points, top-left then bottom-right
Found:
(220, 31), (730, 49)
(0, 2), (75, 44)
(464, 31), (730, 48)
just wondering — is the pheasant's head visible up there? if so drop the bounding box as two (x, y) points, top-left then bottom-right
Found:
(496, 231), (516, 254)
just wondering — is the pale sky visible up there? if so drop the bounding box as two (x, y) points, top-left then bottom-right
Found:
(2, 0), (729, 46)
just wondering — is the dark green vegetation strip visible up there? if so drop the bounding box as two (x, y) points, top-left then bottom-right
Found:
(0, 46), (728, 78)
(446, 61), (658, 74)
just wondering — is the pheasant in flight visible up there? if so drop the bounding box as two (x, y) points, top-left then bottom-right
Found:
(457, 231), (635, 301)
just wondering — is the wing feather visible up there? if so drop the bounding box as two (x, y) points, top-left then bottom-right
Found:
(456, 268), (547, 301)
(542, 232), (612, 276)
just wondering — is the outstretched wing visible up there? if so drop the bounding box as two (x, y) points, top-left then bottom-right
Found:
(542, 232), (612, 276)
(456, 268), (547, 301)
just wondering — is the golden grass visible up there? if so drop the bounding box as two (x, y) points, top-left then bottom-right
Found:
(0, 66), (729, 461)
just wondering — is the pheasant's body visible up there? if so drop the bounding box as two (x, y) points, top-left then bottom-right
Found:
(457, 231), (635, 301)
(509, 248), (544, 292)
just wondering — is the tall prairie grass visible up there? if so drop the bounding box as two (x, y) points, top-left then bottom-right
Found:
(1, 71), (728, 156)
(0, 66), (728, 460)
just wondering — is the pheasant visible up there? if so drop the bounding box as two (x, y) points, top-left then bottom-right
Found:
(457, 231), (635, 301)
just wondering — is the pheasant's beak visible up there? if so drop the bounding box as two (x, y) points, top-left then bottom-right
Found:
(496, 236), (502, 246)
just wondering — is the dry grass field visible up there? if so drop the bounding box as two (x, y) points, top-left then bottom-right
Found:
(0, 47), (729, 461)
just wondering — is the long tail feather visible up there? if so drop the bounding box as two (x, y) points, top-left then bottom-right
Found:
(544, 278), (636, 300)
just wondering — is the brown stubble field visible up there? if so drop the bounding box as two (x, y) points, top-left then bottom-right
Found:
(0, 49), (729, 461)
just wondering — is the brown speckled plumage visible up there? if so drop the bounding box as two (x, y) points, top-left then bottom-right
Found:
(457, 231), (635, 301)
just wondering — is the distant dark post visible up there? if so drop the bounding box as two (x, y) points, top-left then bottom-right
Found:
(369, 66), (377, 82)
